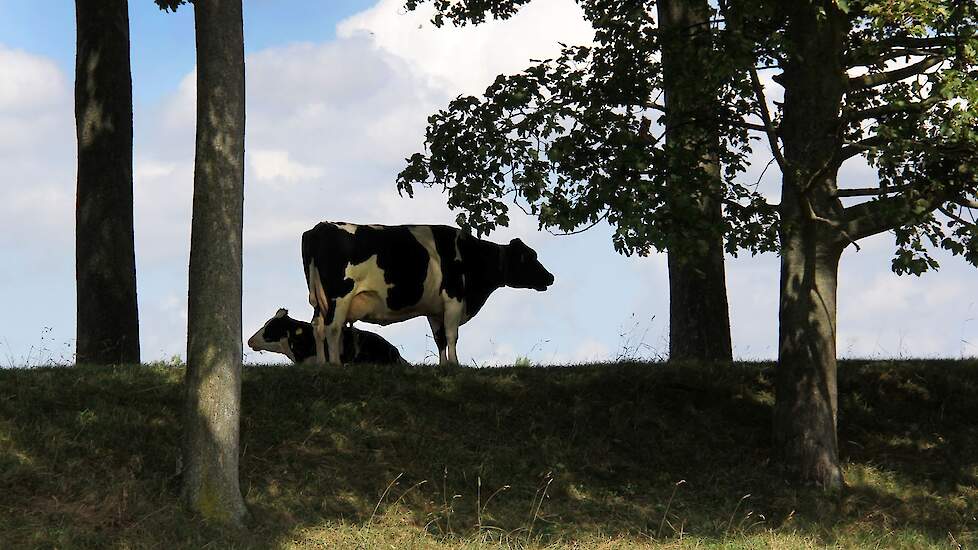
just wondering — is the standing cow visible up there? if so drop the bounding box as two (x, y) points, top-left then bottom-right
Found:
(302, 222), (554, 365)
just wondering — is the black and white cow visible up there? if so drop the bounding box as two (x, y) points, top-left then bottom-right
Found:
(302, 222), (555, 365)
(247, 308), (408, 365)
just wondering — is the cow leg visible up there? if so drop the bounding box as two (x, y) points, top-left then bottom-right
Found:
(427, 316), (448, 365)
(311, 308), (327, 366)
(443, 301), (464, 365)
(325, 298), (351, 366)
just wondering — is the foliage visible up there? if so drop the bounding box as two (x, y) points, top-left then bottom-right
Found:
(154, 0), (190, 12)
(836, 0), (978, 272)
(398, 1), (779, 257)
(1, 361), (976, 548)
(400, 0), (978, 271)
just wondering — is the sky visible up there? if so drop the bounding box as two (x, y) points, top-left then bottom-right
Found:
(0, 0), (974, 367)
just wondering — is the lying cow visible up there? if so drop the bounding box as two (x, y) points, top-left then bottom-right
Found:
(302, 222), (555, 365)
(247, 308), (408, 365)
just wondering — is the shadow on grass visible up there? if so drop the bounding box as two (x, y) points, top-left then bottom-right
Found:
(0, 360), (975, 548)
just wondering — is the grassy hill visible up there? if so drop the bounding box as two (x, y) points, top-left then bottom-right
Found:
(1, 360), (975, 549)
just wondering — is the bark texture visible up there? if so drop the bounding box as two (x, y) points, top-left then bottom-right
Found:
(657, 0), (733, 363)
(773, 0), (848, 490)
(74, 0), (140, 365)
(182, 0), (248, 525)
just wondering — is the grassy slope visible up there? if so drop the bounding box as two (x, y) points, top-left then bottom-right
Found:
(0, 360), (976, 549)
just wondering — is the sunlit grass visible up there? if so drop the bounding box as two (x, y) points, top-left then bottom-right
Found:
(0, 360), (975, 548)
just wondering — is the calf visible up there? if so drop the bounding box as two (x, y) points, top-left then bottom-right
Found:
(247, 308), (408, 365)
(302, 222), (555, 365)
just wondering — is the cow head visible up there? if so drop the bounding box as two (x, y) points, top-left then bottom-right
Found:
(504, 238), (555, 291)
(247, 308), (301, 362)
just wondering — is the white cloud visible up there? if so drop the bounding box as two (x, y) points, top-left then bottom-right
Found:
(337, 0), (594, 95)
(249, 150), (324, 184)
(0, 45), (74, 254)
(0, 45), (67, 111)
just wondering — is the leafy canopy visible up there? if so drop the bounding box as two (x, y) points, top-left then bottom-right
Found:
(398, 0), (778, 257)
(399, 0), (977, 271)
(835, 0), (978, 272)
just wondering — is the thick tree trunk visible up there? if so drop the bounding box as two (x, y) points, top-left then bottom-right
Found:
(773, 0), (848, 490)
(182, 0), (248, 525)
(667, 233), (731, 362)
(773, 220), (845, 489)
(657, 0), (733, 363)
(74, 0), (140, 365)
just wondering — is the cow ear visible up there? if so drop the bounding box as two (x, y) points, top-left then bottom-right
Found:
(275, 308), (288, 318)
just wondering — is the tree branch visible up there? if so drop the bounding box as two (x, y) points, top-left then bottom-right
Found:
(840, 135), (888, 161)
(844, 94), (943, 122)
(731, 119), (768, 132)
(953, 197), (978, 209)
(847, 47), (951, 67)
(834, 185), (910, 197)
(940, 205), (977, 228)
(867, 36), (957, 50)
(748, 67), (786, 170)
(848, 56), (943, 90)
(546, 210), (610, 236)
(843, 185), (951, 240)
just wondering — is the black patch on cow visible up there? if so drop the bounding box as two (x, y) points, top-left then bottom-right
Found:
(458, 234), (505, 319)
(302, 223), (430, 315)
(350, 329), (407, 364)
(431, 225), (464, 301)
(259, 315), (304, 344)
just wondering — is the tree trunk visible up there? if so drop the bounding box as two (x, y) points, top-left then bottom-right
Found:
(74, 0), (140, 365)
(182, 0), (248, 525)
(773, 0), (848, 490)
(657, 0), (733, 363)
(773, 220), (845, 489)
(667, 238), (731, 362)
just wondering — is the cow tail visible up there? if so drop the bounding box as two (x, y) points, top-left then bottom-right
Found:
(302, 230), (330, 319)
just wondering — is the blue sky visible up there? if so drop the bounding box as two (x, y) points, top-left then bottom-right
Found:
(0, 0), (974, 366)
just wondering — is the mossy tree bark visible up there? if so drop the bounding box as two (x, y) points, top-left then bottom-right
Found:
(772, 0), (848, 490)
(181, 0), (248, 525)
(74, 0), (140, 365)
(657, 0), (733, 363)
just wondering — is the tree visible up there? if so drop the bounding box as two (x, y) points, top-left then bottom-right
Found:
(157, 0), (249, 524)
(398, 0), (777, 363)
(74, 0), (140, 365)
(732, 0), (978, 488)
(657, 0), (732, 361)
(398, 0), (978, 488)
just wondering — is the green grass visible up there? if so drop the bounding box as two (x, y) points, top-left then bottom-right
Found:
(1, 360), (976, 549)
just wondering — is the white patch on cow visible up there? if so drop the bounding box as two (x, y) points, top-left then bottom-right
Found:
(443, 298), (464, 364)
(246, 323), (293, 362)
(336, 223), (358, 235)
(409, 225), (447, 310)
(308, 259), (328, 310)
(278, 337), (296, 362)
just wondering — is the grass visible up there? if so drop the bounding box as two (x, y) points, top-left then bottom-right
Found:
(0, 360), (976, 549)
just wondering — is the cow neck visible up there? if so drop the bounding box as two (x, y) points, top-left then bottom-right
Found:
(464, 238), (505, 292)
(498, 242), (509, 285)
